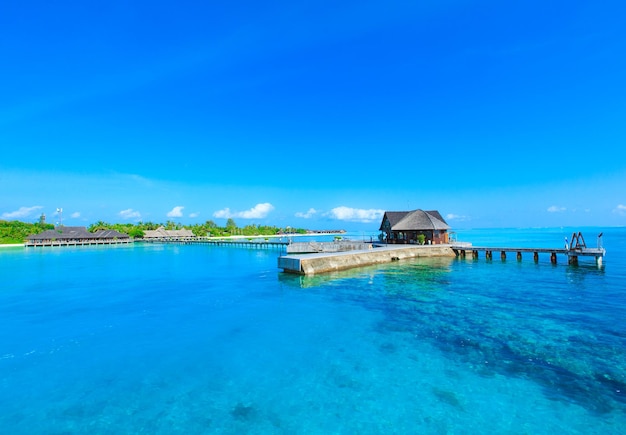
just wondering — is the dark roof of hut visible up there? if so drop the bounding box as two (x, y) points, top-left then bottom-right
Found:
(27, 226), (129, 240)
(379, 210), (449, 231)
(28, 226), (91, 240)
(92, 229), (130, 239)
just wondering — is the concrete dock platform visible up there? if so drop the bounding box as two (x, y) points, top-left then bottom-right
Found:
(278, 244), (455, 274)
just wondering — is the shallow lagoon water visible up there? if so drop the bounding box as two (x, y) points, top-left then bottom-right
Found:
(1, 228), (625, 433)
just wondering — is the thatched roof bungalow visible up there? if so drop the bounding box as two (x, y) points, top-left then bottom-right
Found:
(27, 226), (129, 244)
(379, 209), (450, 244)
(143, 226), (194, 239)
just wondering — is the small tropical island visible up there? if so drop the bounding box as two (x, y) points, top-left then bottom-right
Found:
(0, 216), (344, 246)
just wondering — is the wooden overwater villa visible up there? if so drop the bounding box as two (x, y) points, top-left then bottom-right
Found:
(25, 226), (131, 247)
(379, 209), (450, 245)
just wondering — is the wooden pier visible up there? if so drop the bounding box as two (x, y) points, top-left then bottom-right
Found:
(140, 237), (289, 249)
(451, 232), (606, 266)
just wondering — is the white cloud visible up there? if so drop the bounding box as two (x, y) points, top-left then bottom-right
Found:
(167, 206), (184, 218)
(239, 203), (274, 219)
(213, 208), (232, 219)
(189, 212), (200, 218)
(327, 206), (384, 223)
(1, 205), (43, 219)
(119, 208), (141, 220)
(614, 204), (626, 216)
(295, 208), (317, 219)
(213, 203), (275, 219)
(547, 206), (566, 213)
(70, 212), (81, 219)
(446, 213), (469, 221)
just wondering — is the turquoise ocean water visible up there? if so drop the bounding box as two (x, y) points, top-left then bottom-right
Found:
(1, 227), (624, 434)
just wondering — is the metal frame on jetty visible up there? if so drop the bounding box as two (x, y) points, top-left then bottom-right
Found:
(452, 231), (606, 266)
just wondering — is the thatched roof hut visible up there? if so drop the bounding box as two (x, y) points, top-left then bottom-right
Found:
(143, 226), (194, 239)
(27, 226), (129, 243)
(379, 209), (449, 244)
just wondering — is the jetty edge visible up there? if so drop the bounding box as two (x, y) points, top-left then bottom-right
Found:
(278, 244), (455, 275)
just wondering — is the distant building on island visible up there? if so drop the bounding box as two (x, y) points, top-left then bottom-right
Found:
(379, 209), (450, 244)
(142, 226), (195, 239)
(26, 226), (130, 247)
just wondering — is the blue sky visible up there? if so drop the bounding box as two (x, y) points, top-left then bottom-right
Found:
(1, 1), (625, 230)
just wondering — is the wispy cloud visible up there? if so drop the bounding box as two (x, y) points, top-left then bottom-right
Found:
(167, 206), (184, 218)
(446, 213), (469, 221)
(295, 208), (317, 219)
(326, 206), (384, 223)
(547, 205), (566, 213)
(214, 203), (275, 219)
(189, 212), (200, 218)
(613, 204), (626, 216)
(119, 208), (141, 220)
(1, 205), (43, 219)
(126, 173), (155, 188)
(70, 212), (81, 219)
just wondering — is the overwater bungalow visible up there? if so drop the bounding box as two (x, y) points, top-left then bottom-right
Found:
(26, 226), (130, 246)
(142, 226), (195, 239)
(379, 209), (450, 244)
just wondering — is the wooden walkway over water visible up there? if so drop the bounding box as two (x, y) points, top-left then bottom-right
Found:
(140, 237), (289, 249)
(451, 231), (606, 266)
(24, 237), (290, 249)
(451, 245), (605, 266)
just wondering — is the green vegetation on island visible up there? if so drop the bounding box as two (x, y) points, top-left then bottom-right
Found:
(0, 220), (54, 244)
(1, 218), (308, 244)
(88, 218), (308, 238)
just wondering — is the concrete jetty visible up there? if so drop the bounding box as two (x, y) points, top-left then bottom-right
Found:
(278, 244), (455, 275)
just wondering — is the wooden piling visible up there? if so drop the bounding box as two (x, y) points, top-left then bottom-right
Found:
(451, 236), (605, 266)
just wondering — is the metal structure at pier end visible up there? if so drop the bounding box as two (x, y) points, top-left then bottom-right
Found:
(451, 231), (606, 267)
